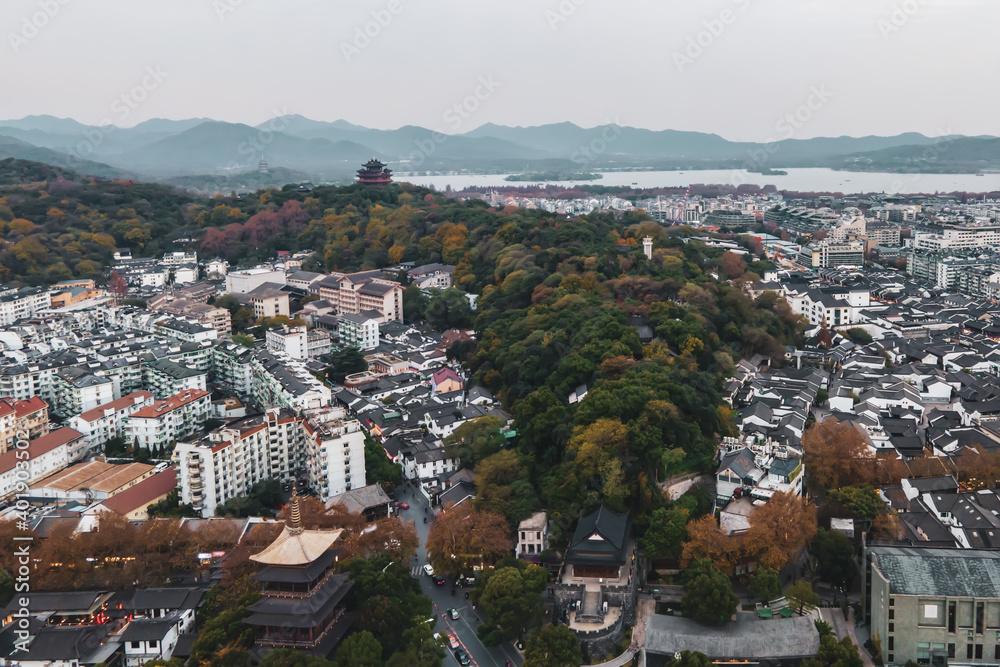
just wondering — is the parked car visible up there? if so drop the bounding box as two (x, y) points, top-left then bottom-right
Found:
(453, 648), (471, 666)
(423, 564), (435, 577)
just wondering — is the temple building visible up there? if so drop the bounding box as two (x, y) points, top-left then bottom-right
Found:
(244, 495), (355, 657)
(357, 157), (392, 185)
(258, 156), (269, 174)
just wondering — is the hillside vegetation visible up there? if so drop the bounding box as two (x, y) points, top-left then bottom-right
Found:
(0, 157), (803, 533)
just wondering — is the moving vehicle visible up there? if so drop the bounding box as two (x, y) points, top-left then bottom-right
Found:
(447, 608), (460, 620)
(423, 564), (435, 577)
(447, 632), (460, 649)
(397, 501), (410, 509)
(454, 648), (471, 665)
(434, 576), (446, 586)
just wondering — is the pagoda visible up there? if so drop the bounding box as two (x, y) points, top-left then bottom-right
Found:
(357, 157), (392, 185)
(244, 494), (355, 656)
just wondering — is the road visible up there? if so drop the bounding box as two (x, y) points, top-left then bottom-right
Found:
(394, 483), (523, 667)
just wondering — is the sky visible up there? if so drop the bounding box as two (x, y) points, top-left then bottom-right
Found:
(1, 0), (996, 141)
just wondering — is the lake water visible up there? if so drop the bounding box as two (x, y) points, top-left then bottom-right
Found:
(397, 168), (1000, 194)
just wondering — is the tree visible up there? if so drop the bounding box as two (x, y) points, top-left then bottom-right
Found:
(811, 529), (856, 586)
(786, 580), (819, 614)
(641, 507), (689, 560)
(259, 650), (333, 667)
(743, 492), (817, 571)
(524, 624), (583, 667)
(817, 322), (833, 349)
(801, 634), (864, 667)
(109, 270), (128, 304)
(0, 569), (12, 606)
(747, 567), (781, 603)
(826, 485), (882, 520)
(446, 416), (506, 467)
(327, 347), (367, 384)
(681, 515), (736, 572)
(803, 419), (874, 492)
(425, 503), (511, 577)
(333, 631), (382, 667)
(232, 333), (255, 348)
(474, 449), (537, 524)
(480, 563), (547, 641)
(681, 559), (738, 626)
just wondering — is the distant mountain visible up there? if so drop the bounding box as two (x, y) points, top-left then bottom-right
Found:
(0, 134), (132, 178)
(0, 114), (995, 180)
(111, 121), (379, 177)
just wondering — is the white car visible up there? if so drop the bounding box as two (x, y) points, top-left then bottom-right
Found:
(423, 564), (435, 577)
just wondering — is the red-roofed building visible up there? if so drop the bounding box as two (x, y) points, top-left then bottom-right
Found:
(0, 427), (82, 498)
(69, 391), (155, 457)
(0, 396), (49, 454)
(86, 468), (178, 520)
(431, 367), (463, 394)
(124, 389), (211, 453)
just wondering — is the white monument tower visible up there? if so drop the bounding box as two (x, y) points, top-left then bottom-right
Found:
(643, 236), (653, 260)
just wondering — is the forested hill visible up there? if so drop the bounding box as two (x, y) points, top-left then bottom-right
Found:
(0, 157), (804, 528)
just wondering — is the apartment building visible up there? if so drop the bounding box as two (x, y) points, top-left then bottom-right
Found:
(311, 270), (404, 323)
(0, 396), (48, 453)
(212, 341), (255, 397)
(175, 409), (305, 517)
(69, 391), (155, 454)
(248, 284), (290, 319)
(147, 295), (232, 337)
(0, 286), (51, 325)
(302, 407), (366, 501)
(143, 358), (208, 399)
(913, 223), (1000, 251)
(250, 350), (331, 411)
(516, 511), (550, 561)
(338, 312), (380, 350)
(0, 427), (82, 498)
(124, 388), (211, 452)
(53, 367), (115, 418)
(407, 264), (455, 290)
(265, 325), (332, 361)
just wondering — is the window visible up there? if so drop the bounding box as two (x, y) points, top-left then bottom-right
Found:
(995, 645), (1000, 661)
(130, 641), (142, 649)
(978, 602), (985, 634)
(889, 623), (895, 632)
(890, 598), (895, 607)
(967, 645), (974, 660)
(889, 609), (895, 620)
(888, 638), (894, 650)
(950, 601), (957, 633)
(976, 644), (983, 660)
(949, 644), (955, 659)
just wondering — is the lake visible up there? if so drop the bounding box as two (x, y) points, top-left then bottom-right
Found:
(397, 168), (1000, 194)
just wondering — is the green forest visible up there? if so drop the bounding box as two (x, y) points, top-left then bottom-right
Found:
(0, 157), (803, 539)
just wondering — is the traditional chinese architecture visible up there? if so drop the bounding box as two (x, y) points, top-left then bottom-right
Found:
(244, 493), (354, 657)
(356, 157), (392, 185)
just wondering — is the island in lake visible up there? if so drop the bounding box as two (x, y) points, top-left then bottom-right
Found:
(748, 167), (788, 176)
(505, 171), (602, 182)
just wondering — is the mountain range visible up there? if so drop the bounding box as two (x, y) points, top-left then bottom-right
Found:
(0, 114), (997, 192)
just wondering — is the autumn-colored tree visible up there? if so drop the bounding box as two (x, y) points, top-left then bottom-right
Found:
(817, 322), (833, 349)
(802, 419), (874, 492)
(425, 503), (511, 576)
(109, 270), (128, 304)
(720, 251), (746, 280)
(353, 517), (420, 561)
(681, 515), (737, 571)
(872, 512), (906, 541)
(744, 492), (818, 571)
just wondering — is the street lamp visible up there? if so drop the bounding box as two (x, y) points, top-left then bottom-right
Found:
(382, 560), (395, 573)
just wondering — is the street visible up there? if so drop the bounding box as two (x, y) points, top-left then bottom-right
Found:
(394, 483), (523, 667)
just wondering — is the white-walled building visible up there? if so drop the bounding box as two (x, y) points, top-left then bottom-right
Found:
(266, 325), (332, 361)
(225, 268), (286, 294)
(69, 391), (155, 454)
(0, 427), (82, 498)
(124, 388), (211, 452)
(338, 312), (380, 350)
(0, 287), (51, 326)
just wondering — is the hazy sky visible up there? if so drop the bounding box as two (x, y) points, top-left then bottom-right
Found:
(1, 0), (995, 141)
